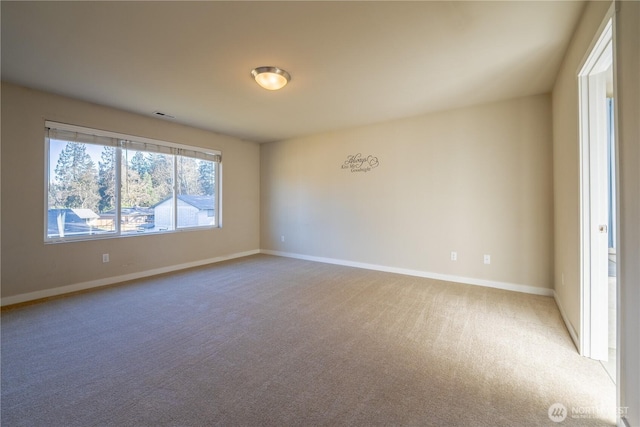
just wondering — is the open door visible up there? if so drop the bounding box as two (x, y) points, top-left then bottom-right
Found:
(578, 18), (614, 363)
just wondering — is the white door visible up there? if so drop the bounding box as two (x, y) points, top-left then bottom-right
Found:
(579, 19), (613, 361)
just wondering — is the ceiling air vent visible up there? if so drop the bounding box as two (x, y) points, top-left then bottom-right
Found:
(152, 111), (175, 119)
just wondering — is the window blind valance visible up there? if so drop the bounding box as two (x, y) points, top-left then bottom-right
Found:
(45, 121), (222, 162)
(176, 148), (222, 163)
(47, 128), (119, 148)
(121, 140), (175, 156)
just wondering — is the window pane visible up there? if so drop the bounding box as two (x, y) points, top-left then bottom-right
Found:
(47, 139), (116, 238)
(176, 156), (216, 228)
(121, 149), (174, 234)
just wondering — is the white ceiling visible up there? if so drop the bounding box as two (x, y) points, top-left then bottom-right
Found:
(1, 1), (586, 143)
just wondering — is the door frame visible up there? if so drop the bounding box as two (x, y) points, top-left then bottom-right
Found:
(578, 16), (614, 361)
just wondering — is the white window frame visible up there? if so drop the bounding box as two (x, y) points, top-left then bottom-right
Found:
(44, 121), (222, 243)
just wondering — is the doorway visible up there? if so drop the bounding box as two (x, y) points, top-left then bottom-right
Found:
(578, 17), (616, 382)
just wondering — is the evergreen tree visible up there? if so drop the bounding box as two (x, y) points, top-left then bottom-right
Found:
(130, 151), (150, 177)
(121, 166), (155, 208)
(198, 160), (215, 195)
(97, 146), (116, 213)
(53, 142), (99, 211)
(178, 156), (199, 195)
(148, 153), (173, 204)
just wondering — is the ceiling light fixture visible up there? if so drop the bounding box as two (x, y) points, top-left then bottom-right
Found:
(251, 66), (291, 91)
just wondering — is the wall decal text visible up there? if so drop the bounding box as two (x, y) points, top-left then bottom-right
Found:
(341, 153), (380, 173)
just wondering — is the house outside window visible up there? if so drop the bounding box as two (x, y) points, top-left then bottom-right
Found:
(154, 195), (216, 229)
(45, 121), (221, 242)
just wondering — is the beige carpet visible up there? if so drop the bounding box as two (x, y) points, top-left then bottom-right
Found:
(1, 254), (615, 426)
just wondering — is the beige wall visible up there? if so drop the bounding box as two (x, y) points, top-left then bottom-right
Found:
(551, 0), (611, 342)
(615, 0), (640, 423)
(1, 83), (260, 300)
(261, 94), (554, 290)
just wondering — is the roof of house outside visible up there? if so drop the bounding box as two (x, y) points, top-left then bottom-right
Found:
(100, 207), (154, 218)
(153, 195), (214, 210)
(70, 208), (99, 220)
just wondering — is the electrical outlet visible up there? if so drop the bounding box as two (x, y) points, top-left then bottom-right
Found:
(102, 253), (110, 263)
(450, 251), (457, 261)
(483, 254), (491, 265)
(281, 235), (285, 242)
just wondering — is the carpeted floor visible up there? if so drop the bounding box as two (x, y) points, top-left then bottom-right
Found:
(1, 255), (615, 426)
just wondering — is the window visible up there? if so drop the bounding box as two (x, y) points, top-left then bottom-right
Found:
(46, 122), (221, 242)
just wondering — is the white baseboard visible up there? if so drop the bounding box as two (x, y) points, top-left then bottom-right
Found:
(261, 249), (554, 297)
(1, 249), (261, 307)
(554, 290), (581, 352)
(2, 249), (557, 306)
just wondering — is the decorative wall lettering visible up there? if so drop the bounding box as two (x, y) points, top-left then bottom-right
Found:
(341, 153), (380, 173)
